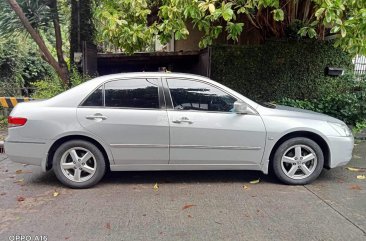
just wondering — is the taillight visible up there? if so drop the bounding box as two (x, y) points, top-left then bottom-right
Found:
(8, 116), (27, 128)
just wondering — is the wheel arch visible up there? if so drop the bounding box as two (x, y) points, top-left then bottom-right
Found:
(46, 135), (112, 171)
(269, 131), (331, 169)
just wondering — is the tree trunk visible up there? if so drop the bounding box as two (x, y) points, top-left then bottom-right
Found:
(48, 0), (69, 85)
(6, 0), (69, 86)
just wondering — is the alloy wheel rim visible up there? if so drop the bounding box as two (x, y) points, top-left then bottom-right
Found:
(281, 144), (317, 180)
(60, 147), (97, 182)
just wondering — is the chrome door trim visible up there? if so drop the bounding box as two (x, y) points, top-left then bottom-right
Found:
(170, 145), (261, 150)
(5, 140), (46, 144)
(110, 144), (169, 148)
(110, 144), (261, 150)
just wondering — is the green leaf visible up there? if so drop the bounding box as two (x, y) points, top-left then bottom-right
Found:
(340, 27), (347, 37)
(208, 4), (215, 14)
(308, 28), (317, 38)
(330, 26), (340, 33)
(315, 8), (325, 18)
(221, 3), (234, 21)
(272, 9), (284, 21)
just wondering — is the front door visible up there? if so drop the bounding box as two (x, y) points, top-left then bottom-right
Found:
(77, 77), (169, 165)
(165, 78), (266, 165)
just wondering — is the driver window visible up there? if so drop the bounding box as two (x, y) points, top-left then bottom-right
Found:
(167, 79), (237, 112)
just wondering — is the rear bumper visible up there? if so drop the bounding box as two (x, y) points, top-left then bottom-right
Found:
(328, 136), (354, 168)
(4, 140), (48, 167)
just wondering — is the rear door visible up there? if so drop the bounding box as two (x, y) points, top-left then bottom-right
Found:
(77, 77), (169, 165)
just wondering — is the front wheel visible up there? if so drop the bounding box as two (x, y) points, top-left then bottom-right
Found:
(53, 140), (106, 188)
(272, 137), (324, 185)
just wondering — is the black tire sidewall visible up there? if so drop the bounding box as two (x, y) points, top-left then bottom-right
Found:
(53, 140), (106, 188)
(272, 137), (324, 185)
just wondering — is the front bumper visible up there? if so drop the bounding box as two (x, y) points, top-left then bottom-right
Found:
(4, 140), (48, 167)
(327, 136), (354, 168)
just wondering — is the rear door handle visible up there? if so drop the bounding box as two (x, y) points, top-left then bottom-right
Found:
(172, 117), (193, 124)
(85, 113), (108, 120)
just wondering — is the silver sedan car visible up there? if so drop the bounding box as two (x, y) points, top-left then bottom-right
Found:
(5, 72), (354, 188)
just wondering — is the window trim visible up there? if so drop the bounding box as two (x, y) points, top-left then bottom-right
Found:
(79, 77), (165, 110)
(163, 77), (244, 114)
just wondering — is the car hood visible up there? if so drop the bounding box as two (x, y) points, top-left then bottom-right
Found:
(257, 104), (345, 124)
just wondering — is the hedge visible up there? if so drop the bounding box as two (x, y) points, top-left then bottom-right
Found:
(210, 40), (353, 102)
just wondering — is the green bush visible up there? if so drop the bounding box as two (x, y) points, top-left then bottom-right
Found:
(277, 74), (366, 125)
(0, 115), (7, 130)
(211, 40), (353, 102)
(31, 77), (66, 99)
(31, 68), (91, 99)
(0, 37), (52, 96)
(210, 40), (365, 125)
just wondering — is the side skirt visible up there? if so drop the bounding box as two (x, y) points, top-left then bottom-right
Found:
(110, 164), (265, 172)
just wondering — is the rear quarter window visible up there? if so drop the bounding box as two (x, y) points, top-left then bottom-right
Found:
(81, 87), (103, 107)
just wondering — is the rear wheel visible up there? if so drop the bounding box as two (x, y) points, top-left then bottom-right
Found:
(53, 140), (106, 188)
(272, 137), (324, 185)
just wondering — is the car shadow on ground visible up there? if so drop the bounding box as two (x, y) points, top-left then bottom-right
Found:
(102, 170), (276, 185)
(28, 169), (284, 188)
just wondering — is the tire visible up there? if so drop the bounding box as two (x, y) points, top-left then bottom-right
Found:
(272, 137), (324, 185)
(53, 140), (106, 188)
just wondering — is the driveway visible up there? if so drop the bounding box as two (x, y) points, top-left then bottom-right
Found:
(0, 140), (365, 241)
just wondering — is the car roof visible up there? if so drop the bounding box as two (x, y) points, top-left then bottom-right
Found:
(90, 72), (210, 83)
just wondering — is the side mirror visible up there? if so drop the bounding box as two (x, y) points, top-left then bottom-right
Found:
(233, 101), (252, 114)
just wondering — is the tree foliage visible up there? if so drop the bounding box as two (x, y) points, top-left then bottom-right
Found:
(0, 37), (52, 96)
(1, 0), (70, 85)
(94, 0), (366, 55)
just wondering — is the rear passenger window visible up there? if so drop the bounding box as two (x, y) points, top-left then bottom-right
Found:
(82, 87), (103, 107)
(105, 78), (159, 109)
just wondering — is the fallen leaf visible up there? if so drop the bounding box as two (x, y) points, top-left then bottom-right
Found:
(249, 179), (260, 184)
(13, 179), (24, 183)
(0, 192), (6, 196)
(346, 167), (361, 172)
(182, 204), (196, 210)
(153, 183), (159, 191)
(17, 196), (25, 202)
(187, 215), (193, 218)
(53, 191), (60, 197)
(105, 222), (111, 230)
(356, 175), (365, 180)
(243, 185), (249, 190)
(15, 170), (32, 174)
(350, 185), (362, 190)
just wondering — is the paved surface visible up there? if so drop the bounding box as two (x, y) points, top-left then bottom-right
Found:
(0, 141), (365, 241)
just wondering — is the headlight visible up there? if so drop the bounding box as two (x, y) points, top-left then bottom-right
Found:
(328, 122), (352, 137)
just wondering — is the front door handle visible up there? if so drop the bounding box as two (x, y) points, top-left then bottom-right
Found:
(85, 113), (108, 120)
(172, 117), (193, 124)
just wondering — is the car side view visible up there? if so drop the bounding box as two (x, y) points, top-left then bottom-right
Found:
(5, 72), (354, 188)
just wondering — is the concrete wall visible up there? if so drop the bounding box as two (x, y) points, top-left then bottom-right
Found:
(174, 23), (203, 52)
